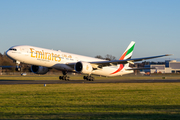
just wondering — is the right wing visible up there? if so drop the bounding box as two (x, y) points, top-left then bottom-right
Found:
(66, 54), (171, 70)
(89, 54), (171, 68)
(125, 67), (156, 70)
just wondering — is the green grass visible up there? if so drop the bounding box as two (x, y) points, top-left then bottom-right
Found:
(0, 82), (180, 119)
(1, 73), (180, 80)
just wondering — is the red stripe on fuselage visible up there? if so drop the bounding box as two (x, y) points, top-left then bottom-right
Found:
(110, 51), (127, 75)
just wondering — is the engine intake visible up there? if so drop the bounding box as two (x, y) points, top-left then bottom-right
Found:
(75, 61), (93, 74)
(31, 65), (49, 74)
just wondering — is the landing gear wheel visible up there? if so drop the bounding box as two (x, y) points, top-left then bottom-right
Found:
(59, 75), (69, 81)
(15, 67), (21, 72)
(83, 76), (87, 80)
(15, 61), (21, 72)
(59, 71), (70, 81)
(83, 76), (94, 81)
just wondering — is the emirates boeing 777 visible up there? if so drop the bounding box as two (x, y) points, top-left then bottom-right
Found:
(6, 41), (170, 81)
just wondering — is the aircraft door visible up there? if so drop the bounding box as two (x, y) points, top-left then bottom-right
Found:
(21, 48), (29, 56)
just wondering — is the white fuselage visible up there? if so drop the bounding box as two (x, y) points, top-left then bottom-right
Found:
(6, 45), (133, 76)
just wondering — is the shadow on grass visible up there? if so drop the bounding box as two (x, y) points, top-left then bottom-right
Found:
(1, 105), (180, 119)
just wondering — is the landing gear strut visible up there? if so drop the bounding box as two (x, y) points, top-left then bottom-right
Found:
(59, 71), (69, 81)
(15, 61), (21, 72)
(83, 75), (94, 81)
(15, 66), (21, 72)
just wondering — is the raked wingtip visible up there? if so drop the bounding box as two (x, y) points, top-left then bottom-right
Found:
(165, 54), (173, 56)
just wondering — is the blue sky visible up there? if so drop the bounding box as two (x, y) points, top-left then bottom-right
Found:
(0, 0), (180, 60)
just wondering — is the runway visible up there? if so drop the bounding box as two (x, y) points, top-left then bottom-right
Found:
(1, 79), (180, 84)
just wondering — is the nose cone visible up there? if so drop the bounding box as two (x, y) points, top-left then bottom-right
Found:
(6, 47), (17, 60)
(6, 49), (10, 58)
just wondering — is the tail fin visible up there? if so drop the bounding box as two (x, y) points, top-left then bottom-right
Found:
(110, 41), (135, 75)
(119, 41), (135, 60)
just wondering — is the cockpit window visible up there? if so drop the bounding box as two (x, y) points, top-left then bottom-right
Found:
(9, 48), (17, 51)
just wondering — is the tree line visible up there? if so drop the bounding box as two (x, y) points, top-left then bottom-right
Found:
(95, 54), (116, 61)
(0, 52), (15, 66)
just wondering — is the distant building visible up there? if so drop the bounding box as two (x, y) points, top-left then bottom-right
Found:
(144, 60), (180, 73)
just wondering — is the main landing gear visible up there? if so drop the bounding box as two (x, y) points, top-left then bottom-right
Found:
(83, 75), (94, 81)
(59, 71), (70, 81)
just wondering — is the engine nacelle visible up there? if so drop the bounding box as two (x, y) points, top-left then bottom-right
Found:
(75, 61), (93, 74)
(31, 65), (49, 74)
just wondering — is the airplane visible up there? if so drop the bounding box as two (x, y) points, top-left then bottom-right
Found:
(6, 41), (171, 81)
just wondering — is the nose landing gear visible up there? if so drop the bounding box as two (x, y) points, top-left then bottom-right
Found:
(15, 61), (21, 72)
(15, 66), (21, 72)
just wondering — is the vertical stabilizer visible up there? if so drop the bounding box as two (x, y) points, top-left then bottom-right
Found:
(119, 41), (135, 60)
(110, 41), (135, 75)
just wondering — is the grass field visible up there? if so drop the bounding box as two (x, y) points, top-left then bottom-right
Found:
(1, 73), (180, 80)
(0, 75), (180, 119)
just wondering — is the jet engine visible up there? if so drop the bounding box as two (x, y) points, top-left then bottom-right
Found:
(75, 61), (93, 74)
(31, 65), (49, 74)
